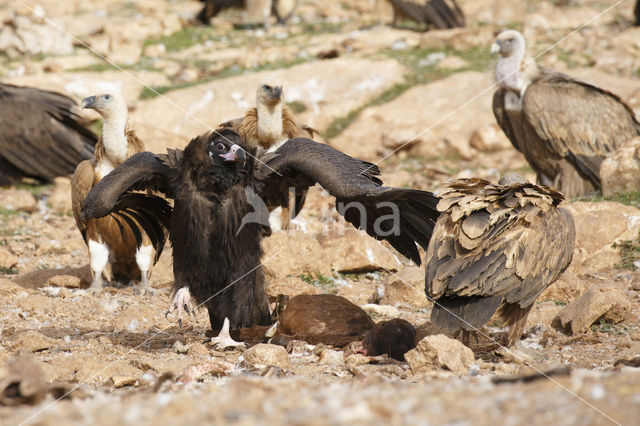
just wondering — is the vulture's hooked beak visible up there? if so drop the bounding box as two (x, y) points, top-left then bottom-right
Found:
(490, 41), (501, 55)
(272, 86), (283, 100)
(220, 144), (247, 162)
(81, 96), (96, 109)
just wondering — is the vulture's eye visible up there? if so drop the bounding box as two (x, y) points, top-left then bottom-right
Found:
(263, 85), (271, 90)
(104, 94), (111, 100)
(216, 142), (225, 151)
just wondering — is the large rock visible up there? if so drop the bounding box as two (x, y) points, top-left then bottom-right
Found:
(12, 331), (55, 353)
(0, 189), (36, 213)
(553, 284), (631, 335)
(318, 228), (402, 273)
(243, 344), (291, 369)
(600, 137), (640, 197)
(405, 334), (474, 375)
(380, 266), (428, 307)
(331, 72), (494, 161)
(0, 13), (73, 58)
(566, 201), (640, 271)
(47, 177), (72, 214)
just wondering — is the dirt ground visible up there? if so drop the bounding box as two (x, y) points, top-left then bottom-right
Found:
(1, 1), (640, 425)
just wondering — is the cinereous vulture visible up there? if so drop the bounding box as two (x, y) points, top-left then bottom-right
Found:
(71, 93), (171, 293)
(0, 83), (97, 186)
(492, 30), (640, 198)
(425, 173), (575, 347)
(385, 0), (465, 29)
(81, 129), (440, 336)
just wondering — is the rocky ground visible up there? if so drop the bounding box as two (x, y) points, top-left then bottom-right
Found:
(1, 0), (640, 424)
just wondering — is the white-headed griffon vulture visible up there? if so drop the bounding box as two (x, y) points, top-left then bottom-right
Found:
(71, 93), (171, 293)
(0, 83), (97, 186)
(492, 30), (640, 198)
(219, 82), (316, 229)
(425, 173), (575, 347)
(81, 129), (440, 335)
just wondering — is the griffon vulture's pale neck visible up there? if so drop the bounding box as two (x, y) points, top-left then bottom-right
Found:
(101, 105), (129, 164)
(256, 99), (284, 145)
(496, 45), (539, 97)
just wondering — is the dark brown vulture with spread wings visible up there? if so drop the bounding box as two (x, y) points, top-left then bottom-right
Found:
(82, 129), (439, 333)
(425, 174), (575, 347)
(492, 30), (640, 198)
(0, 83), (97, 186)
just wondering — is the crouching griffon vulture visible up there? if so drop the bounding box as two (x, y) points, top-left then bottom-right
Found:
(492, 30), (640, 198)
(425, 174), (575, 347)
(72, 93), (171, 293)
(81, 129), (440, 334)
(0, 83), (97, 186)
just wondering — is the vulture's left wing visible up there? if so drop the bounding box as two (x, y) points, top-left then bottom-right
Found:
(81, 151), (176, 255)
(258, 138), (440, 265)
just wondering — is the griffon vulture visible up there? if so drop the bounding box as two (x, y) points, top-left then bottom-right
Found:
(219, 82), (316, 228)
(71, 93), (171, 293)
(0, 83), (97, 186)
(425, 174), (575, 347)
(492, 30), (640, 198)
(385, 0), (465, 29)
(81, 129), (439, 335)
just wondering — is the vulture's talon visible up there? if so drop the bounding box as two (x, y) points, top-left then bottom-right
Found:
(167, 286), (195, 328)
(208, 318), (245, 350)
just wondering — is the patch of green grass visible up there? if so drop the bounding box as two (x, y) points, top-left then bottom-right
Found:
(0, 266), (18, 275)
(573, 191), (640, 208)
(591, 318), (629, 335)
(15, 182), (53, 198)
(299, 272), (338, 294)
(144, 27), (217, 53)
(324, 46), (492, 139)
(613, 237), (640, 270)
(287, 101), (307, 114)
(0, 208), (20, 217)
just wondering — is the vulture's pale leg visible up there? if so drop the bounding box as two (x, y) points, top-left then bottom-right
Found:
(166, 286), (196, 328)
(206, 317), (246, 350)
(503, 304), (534, 347)
(135, 244), (155, 295)
(87, 240), (109, 294)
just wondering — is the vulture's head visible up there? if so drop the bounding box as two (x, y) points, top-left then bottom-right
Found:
(257, 82), (283, 107)
(491, 30), (526, 59)
(182, 129), (248, 192)
(81, 92), (127, 122)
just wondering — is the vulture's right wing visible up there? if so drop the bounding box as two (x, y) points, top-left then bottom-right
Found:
(492, 88), (522, 153)
(0, 84), (97, 181)
(258, 138), (440, 265)
(81, 151), (176, 248)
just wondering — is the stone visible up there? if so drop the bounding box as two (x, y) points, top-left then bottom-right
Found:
(243, 344), (291, 369)
(600, 137), (640, 197)
(111, 376), (137, 388)
(0, 189), (36, 213)
(44, 275), (82, 289)
(345, 353), (370, 375)
(262, 231), (331, 278)
(0, 357), (48, 406)
(318, 228), (402, 273)
(435, 56), (469, 70)
(176, 361), (234, 383)
(47, 177), (72, 214)
(381, 267), (428, 307)
(553, 284), (631, 335)
(264, 275), (322, 302)
(0, 247), (18, 270)
(318, 349), (345, 367)
(12, 331), (54, 353)
(405, 334), (475, 375)
(75, 360), (142, 384)
(566, 202), (640, 271)
(469, 124), (512, 152)
(0, 278), (25, 296)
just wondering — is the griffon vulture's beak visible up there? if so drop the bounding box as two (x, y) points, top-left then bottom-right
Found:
(81, 96), (97, 109)
(490, 41), (501, 55)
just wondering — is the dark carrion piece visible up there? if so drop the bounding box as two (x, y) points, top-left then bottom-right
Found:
(492, 30), (640, 197)
(387, 0), (465, 29)
(0, 83), (97, 186)
(82, 130), (440, 332)
(425, 175), (575, 347)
